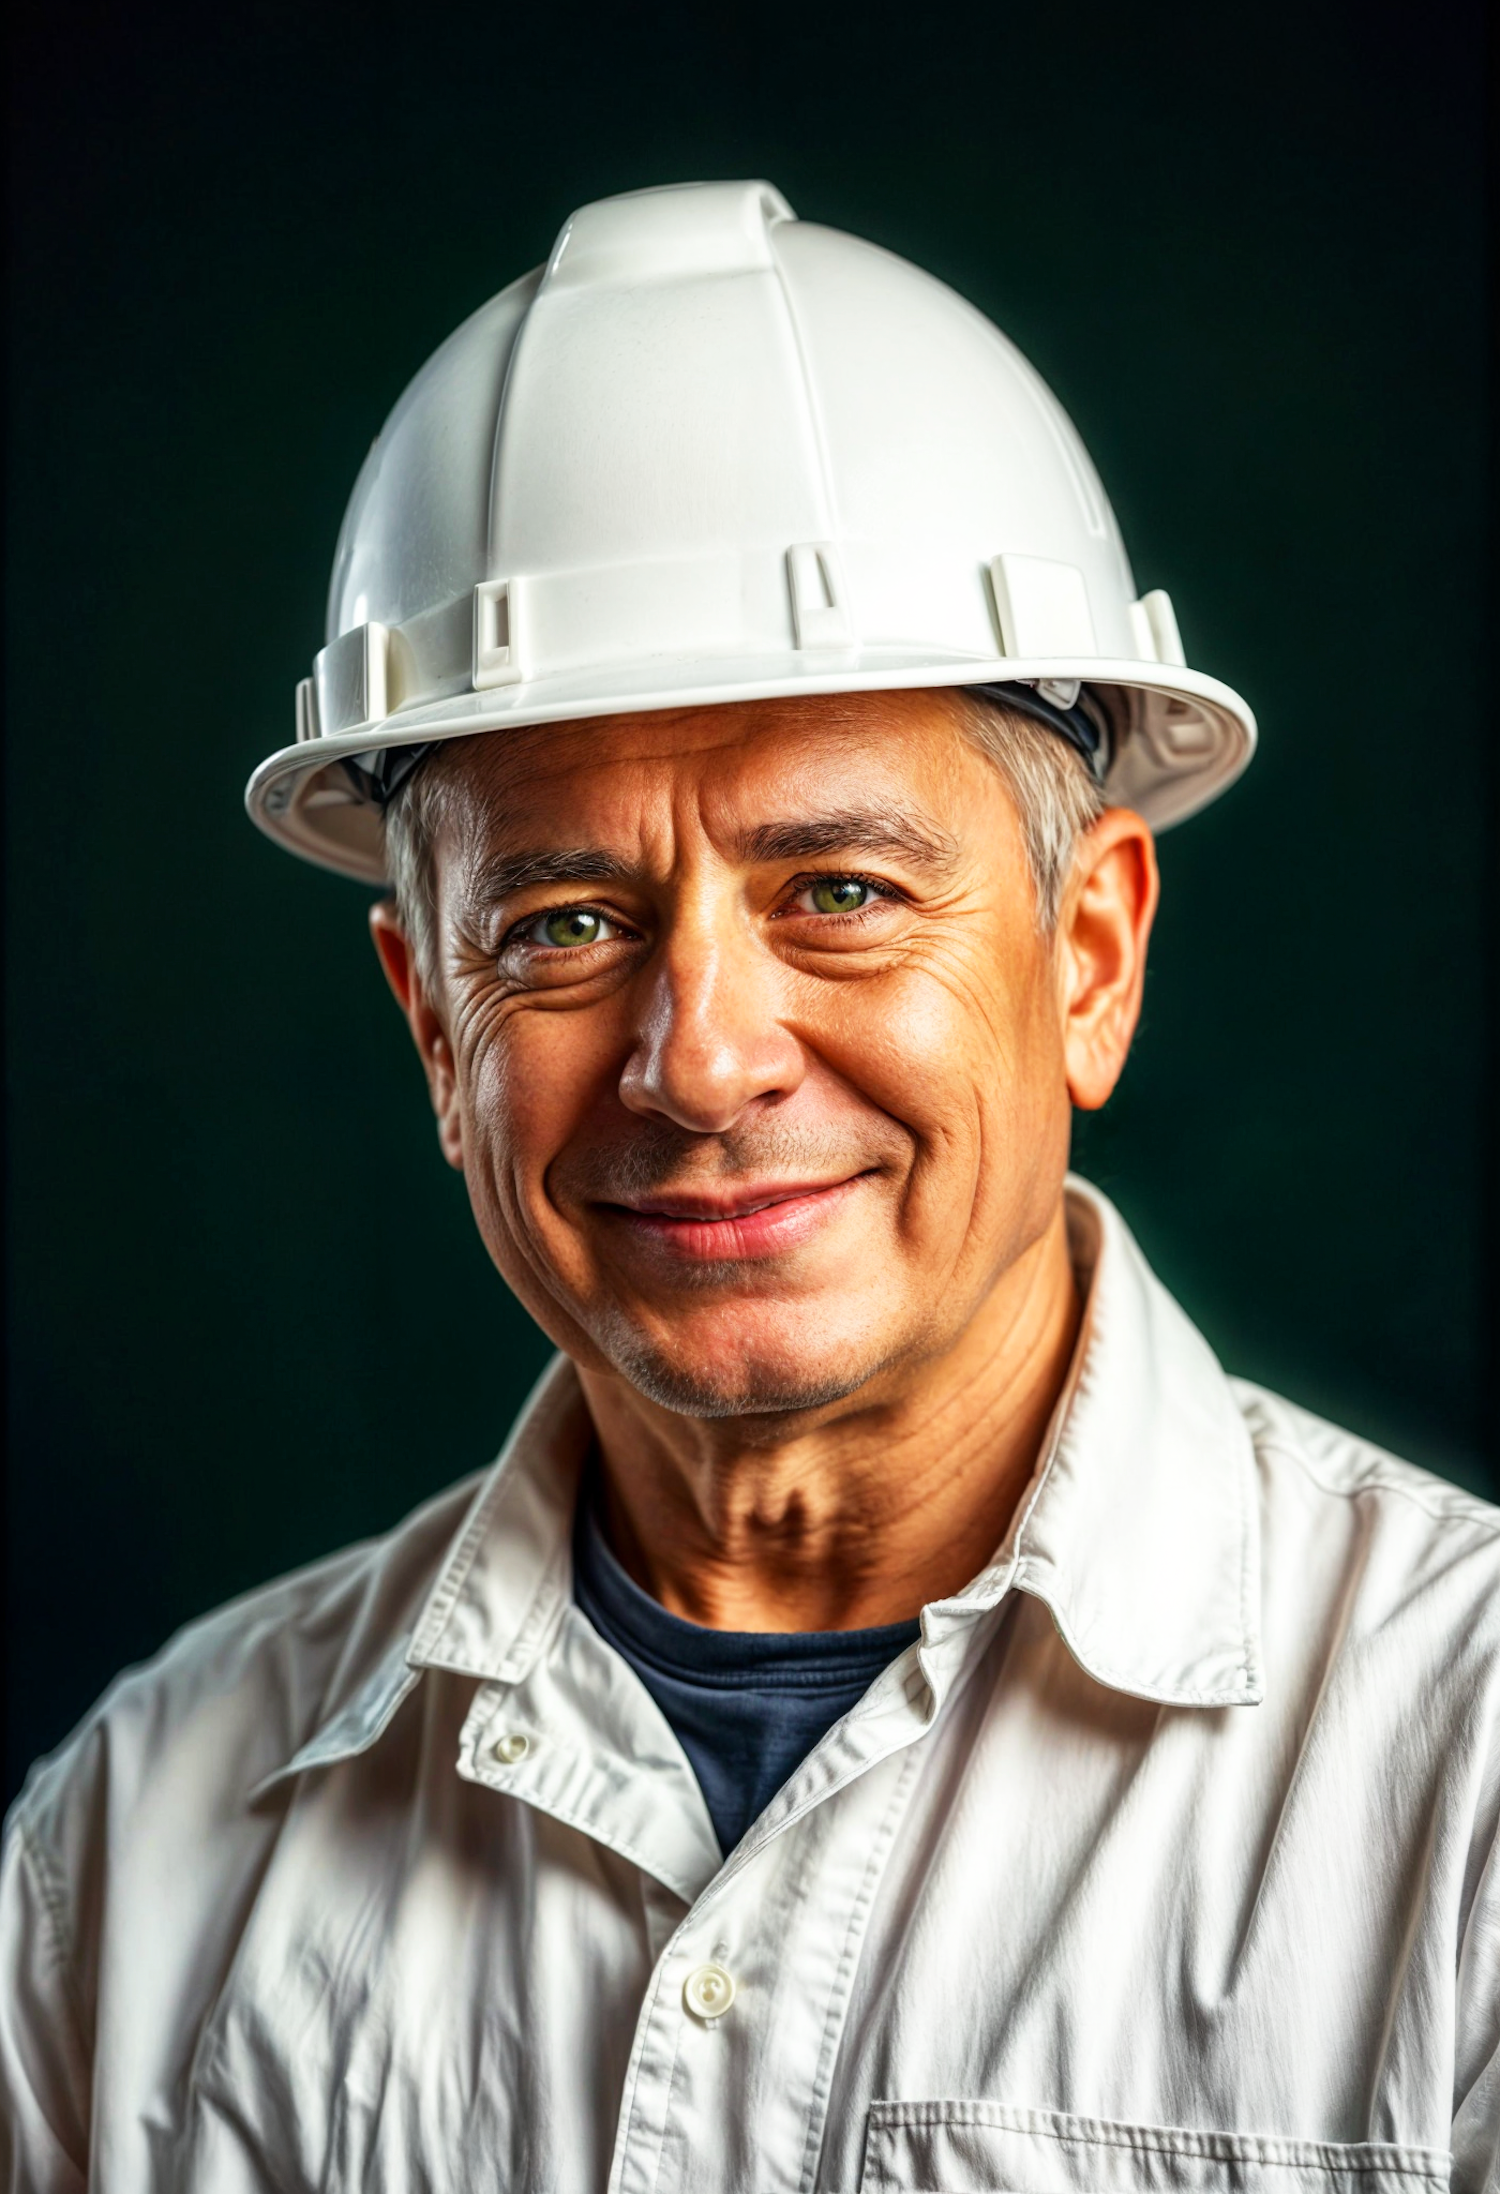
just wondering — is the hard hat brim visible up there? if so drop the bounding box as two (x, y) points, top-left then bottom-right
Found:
(245, 650), (1255, 886)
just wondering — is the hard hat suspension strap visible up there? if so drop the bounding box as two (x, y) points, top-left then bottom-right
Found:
(340, 684), (1108, 822)
(341, 744), (435, 811)
(968, 683), (1111, 783)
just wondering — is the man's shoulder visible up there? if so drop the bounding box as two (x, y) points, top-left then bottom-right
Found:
(1229, 1376), (1500, 1639)
(9, 1467), (486, 1853)
(1231, 1376), (1500, 1533)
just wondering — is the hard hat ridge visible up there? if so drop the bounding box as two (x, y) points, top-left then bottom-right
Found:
(247, 179), (1255, 881)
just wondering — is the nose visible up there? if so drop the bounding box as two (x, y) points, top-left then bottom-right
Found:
(618, 916), (805, 1133)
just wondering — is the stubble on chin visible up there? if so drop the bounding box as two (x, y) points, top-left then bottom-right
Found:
(586, 1302), (880, 1421)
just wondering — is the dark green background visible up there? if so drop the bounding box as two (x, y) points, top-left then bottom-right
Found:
(7, 0), (1495, 1801)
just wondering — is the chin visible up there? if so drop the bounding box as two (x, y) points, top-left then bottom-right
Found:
(592, 1302), (890, 1421)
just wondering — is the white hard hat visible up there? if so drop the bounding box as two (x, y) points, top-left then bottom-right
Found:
(247, 180), (1256, 882)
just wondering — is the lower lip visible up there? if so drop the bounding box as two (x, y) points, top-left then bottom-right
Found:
(606, 1177), (867, 1262)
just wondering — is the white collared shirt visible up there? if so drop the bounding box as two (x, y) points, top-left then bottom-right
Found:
(3, 1182), (1498, 2193)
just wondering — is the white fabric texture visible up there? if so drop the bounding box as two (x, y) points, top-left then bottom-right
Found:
(2, 1181), (1497, 2193)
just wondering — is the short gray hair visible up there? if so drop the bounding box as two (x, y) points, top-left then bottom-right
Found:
(384, 689), (1105, 985)
(944, 689), (1106, 929)
(383, 759), (450, 992)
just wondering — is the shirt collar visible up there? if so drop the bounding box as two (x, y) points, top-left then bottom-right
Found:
(252, 1359), (591, 1799)
(268, 1176), (1261, 1793)
(920, 1179), (1264, 1708)
(407, 1352), (590, 1684)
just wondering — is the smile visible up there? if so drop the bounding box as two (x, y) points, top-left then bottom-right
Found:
(602, 1174), (872, 1260)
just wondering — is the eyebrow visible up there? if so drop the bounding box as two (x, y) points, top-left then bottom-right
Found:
(469, 848), (637, 909)
(468, 805), (959, 909)
(735, 806), (960, 872)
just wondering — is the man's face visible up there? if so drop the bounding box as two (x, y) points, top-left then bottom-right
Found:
(379, 692), (1145, 1418)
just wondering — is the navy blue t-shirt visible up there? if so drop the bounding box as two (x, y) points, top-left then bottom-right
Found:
(572, 1489), (922, 1856)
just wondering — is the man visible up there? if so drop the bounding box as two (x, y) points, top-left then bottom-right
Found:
(3, 181), (1496, 2192)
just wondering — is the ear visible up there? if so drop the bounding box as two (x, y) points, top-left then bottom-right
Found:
(368, 901), (465, 1169)
(1056, 809), (1160, 1112)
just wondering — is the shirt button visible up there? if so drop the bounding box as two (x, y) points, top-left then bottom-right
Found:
(683, 1962), (736, 2021)
(491, 1732), (530, 1764)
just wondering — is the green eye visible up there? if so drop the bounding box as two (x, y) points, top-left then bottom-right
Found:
(537, 907), (606, 947)
(808, 877), (872, 914)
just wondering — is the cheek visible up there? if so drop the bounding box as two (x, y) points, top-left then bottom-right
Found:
(801, 928), (1064, 1153)
(454, 996), (624, 1230)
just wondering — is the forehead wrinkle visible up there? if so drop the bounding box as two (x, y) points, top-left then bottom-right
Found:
(442, 734), (968, 912)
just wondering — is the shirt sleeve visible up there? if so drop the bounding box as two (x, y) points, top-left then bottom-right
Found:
(1452, 1726), (1500, 2194)
(0, 1811), (89, 2194)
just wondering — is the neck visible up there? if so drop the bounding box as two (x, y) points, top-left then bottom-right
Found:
(577, 1202), (1082, 1632)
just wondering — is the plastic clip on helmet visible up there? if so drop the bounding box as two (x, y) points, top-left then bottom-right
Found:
(246, 180), (1255, 881)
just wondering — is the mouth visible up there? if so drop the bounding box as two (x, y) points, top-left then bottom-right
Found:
(599, 1172), (874, 1261)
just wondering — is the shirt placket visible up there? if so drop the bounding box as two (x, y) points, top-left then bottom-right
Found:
(450, 1528), (1012, 2193)
(606, 1733), (927, 2194)
(600, 1592), (1019, 2194)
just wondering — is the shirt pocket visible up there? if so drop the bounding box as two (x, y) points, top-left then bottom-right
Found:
(858, 2102), (1451, 2194)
